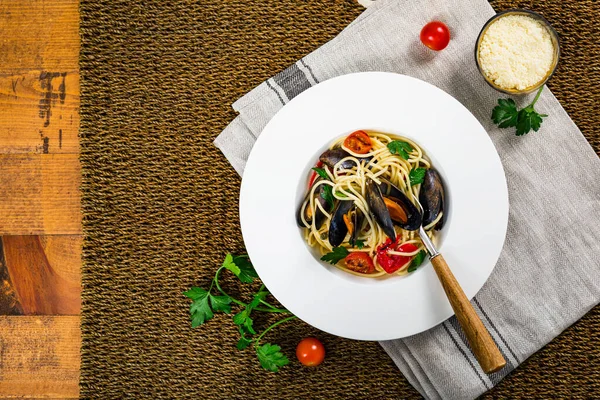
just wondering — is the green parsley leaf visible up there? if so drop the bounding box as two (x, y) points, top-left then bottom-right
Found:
(491, 98), (518, 128)
(320, 246), (350, 265)
(354, 240), (365, 249)
(222, 253), (257, 283)
(320, 185), (335, 209)
(222, 253), (240, 276)
(312, 167), (329, 180)
(232, 255), (258, 283)
(232, 289), (265, 336)
(491, 87), (548, 136)
(335, 191), (348, 198)
(408, 250), (427, 273)
(249, 290), (268, 309)
(233, 309), (256, 335)
(387, 140), (413, 160)
(210, 294), (232, 314)
(237, 335), (253, 350)
(184, 287), (214, 327)
(256, 343), (290, 372)
(184, 287), (233, 327)
(409, 168), (426, 186)
(515, 107), (547, 136)
(183, 286), (207, 301)
(236, 325), (254, 350)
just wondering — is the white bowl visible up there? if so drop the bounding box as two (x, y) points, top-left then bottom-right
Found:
(240, 72), (508, 340)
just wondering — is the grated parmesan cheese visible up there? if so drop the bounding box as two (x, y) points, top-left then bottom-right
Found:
(478, 14), (555, 91)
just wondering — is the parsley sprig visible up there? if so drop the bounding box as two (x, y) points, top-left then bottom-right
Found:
(184, 254), (296, 372)
(407, 250), (427, 273)
(387, 140), (413, 160)
(409, 167), (426, 186)
(311, 167), (329, 180)
(492, 86), (548, 136)
(321, 185), (335, 209)
(320, 246), (350, 264)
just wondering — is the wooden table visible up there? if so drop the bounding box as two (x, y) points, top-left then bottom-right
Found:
(0, 1), (81, 397)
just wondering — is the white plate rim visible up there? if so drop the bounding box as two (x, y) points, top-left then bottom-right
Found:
(239, 72), (509, 340)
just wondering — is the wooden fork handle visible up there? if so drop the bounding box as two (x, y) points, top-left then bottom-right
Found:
(430, 254), (506, 374)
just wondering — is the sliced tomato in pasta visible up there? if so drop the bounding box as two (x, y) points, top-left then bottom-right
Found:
(307, 160), (324, 188)
(376, 240), (419, 274)
(343, 130), (372, 154)
(344, 252), (375, 274)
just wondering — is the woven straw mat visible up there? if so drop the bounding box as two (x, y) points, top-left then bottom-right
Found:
(80, 0), (599, 398)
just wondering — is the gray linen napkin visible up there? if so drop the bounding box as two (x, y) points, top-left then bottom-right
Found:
(214, 0), (600, 398)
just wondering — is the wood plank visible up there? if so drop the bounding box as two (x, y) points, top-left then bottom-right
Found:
(0, 154), (81, 235)
(0, 238), (23, 316)
(0, 236), (81, 315)
(0, 316), (80, 398)
(0, 0), (82, 397)
(0, 71), (79, 154)
(0, 0), (79, 72)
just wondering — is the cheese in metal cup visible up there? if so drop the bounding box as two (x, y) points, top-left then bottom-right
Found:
(475, 10), (560, 95)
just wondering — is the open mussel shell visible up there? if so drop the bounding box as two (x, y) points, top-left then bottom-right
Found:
(419, 168), (445, 229)
(328, 200), (354, 247)
(366, 178), (422, 239)
(379, 179), (422, 231)
(365, 179), (397, 241)
(320, 148), (372, 170)
(296, 180), (330, 229)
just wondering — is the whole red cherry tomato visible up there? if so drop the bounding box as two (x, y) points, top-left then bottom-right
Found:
(420, 21), (450, 51)
(296, 337), (325, 367)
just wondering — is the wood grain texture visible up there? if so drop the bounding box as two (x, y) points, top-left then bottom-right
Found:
(0, 154), (81, 235)
(0, 72), (79, 154)
(1, 236), (81, 315)
(0, 0), (79, 72)
(0, 0), (81, 397)
(0, 316), (80, 398)
(0, 241), (24, 315)
(431, 254), (506, 373)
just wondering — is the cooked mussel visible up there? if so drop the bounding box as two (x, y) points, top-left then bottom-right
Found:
(328, 200), (354, 247)
(328, 200), (365, 247)
(379, 179), (422, 231)
(319, 149), (372, 170)
(296, 181), (330, 229)
(419, 168), (445, 230)
(320, 149), (355, 170)
(366, 178), (422, 239)
(365, 179), (397, 241)
(349, 207), (364, 247)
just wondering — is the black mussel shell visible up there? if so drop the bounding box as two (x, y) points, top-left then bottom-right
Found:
(328, 200), (354, 247)
(349, 207), (364, 247)
(419, 168), (445, 229)
(365, 179), (397, 241)
(296, 181), (330, 229)
(378, 179), (422, 231)
(320, 148), (372, 170)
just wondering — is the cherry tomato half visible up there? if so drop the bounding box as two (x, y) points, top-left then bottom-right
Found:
(296, 337), (325, 367)
(376, 240), (419, 274)
(343, 130), (372, 154)
(420, 21), (450, 51)
(307, 160), (324, 188)
(344, 252), (375, 274)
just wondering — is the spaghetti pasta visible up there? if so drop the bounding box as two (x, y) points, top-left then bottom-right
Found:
(296, 130), (445, 277)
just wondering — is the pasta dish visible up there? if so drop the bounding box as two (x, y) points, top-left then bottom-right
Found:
(296, 130), (446, 277)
